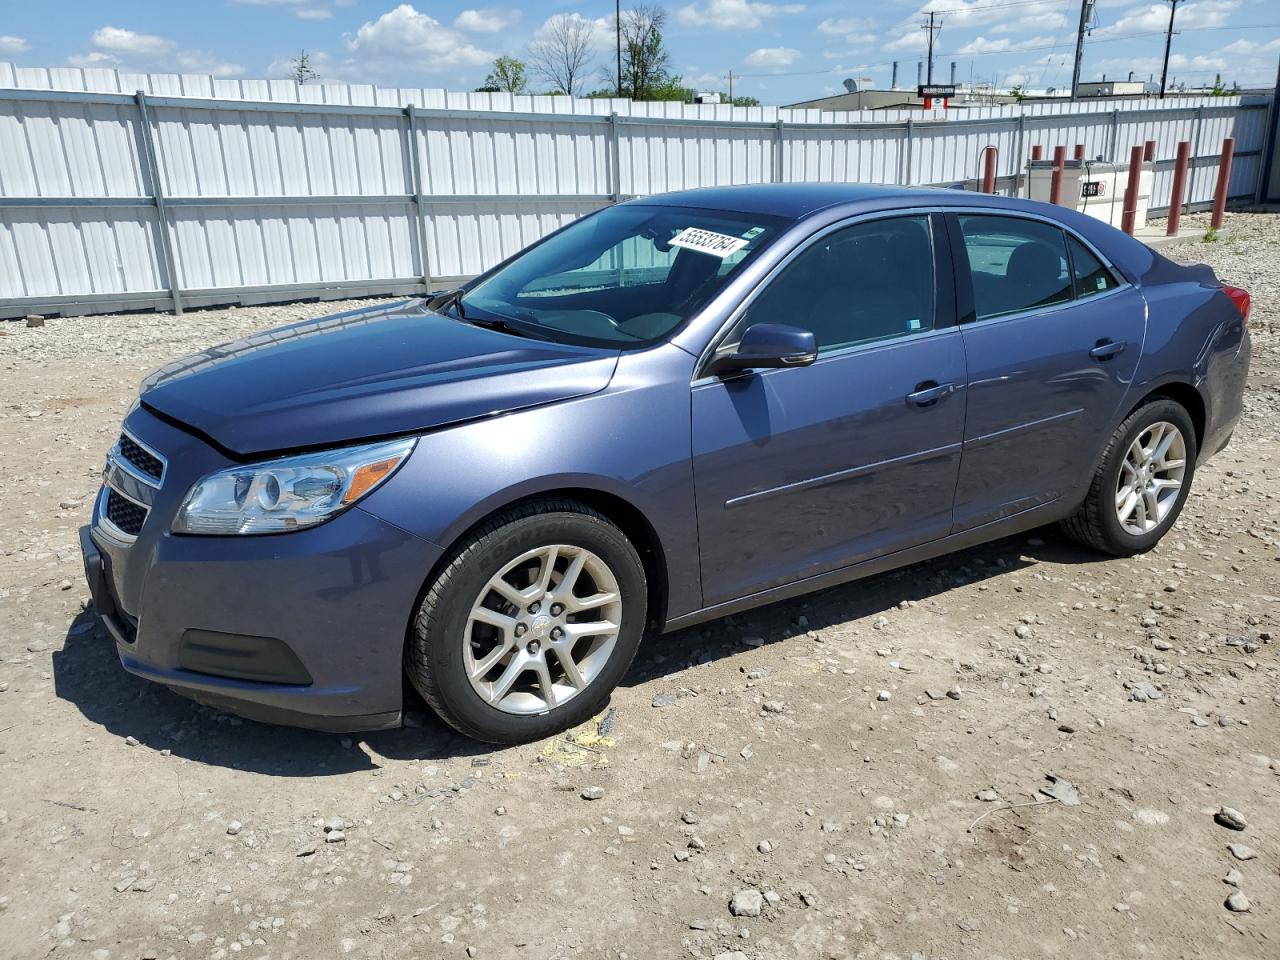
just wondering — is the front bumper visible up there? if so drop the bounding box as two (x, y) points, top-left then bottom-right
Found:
(80, 408), (444, 733)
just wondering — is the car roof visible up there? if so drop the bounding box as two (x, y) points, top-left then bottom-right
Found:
(626, 182), (1157, 284)
(628, 182), (1089, 221)
(627, 183), (931, 219)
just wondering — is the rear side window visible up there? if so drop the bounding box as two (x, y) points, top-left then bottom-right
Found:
(959, 215), (1071, 321)
(1067, 235), (1119, 298)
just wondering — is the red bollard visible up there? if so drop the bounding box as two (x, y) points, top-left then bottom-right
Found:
(1049, 145), (1066, 205)
(981, 146), (998, 194)
(1030, 144), (1044, 161)
(1143, 139), (1156, 162)
(1074, 143), (1085, 161)
(1211, 137), (1236, 231)
(1122, 145), (1144, 236)
(1167, 140), (1191, 236)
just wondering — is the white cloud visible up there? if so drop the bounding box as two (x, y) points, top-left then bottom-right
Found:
(67, 51), (120, 69)
(70, 26), (242, 76)
(345, 4), (493, 73)
(1219, 37), (1280, 57)
(885, 31), (927, 53)
(993, 11), (1068, 34)
(91, 26), (174, 57)
(233, 0), (335, 19)
(454, 8), (521, 33)
(1093, 51), (1229, 79)
(684, 67), (724, 88)
(746, 46), (800, 68)
(817, 17), (873, 36)
(0, 35), (29, 55)
(677, 0), (805, 32)
(1094, 0), (1239, 36)
(956, 35), (1056, 55)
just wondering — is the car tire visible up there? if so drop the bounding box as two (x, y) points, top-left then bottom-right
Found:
(406, 499), (647, 744)
(1061, 398), (1198, 557)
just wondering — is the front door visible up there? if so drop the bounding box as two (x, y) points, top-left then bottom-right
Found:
(691, 213), (967, 607)
(948, 212), (1147, 531)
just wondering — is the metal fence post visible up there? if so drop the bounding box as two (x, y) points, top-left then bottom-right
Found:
(903, 118), (914, 186)
(773, 118), (784, 182)
(608, 112), (622, 202)
(134, 90), (183, 314)
(1257, 59), (1280, 203)
(1014, 113), (1026, 195)
(1187, 105), (1206, 208)
(1107, 107), (1119, 163)
(404, 105), (433, 291)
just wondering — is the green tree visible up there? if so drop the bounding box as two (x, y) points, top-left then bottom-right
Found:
(476, 55), (529, 94)
(1008, 83), (1027, 103)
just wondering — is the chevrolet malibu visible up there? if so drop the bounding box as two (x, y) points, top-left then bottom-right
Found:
(80, 184), (1251, 743)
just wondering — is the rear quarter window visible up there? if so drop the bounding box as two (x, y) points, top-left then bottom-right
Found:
(1067, 235), (1120, 298)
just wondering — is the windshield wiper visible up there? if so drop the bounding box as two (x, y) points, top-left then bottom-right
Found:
(460, 314), (551, 341)
(425, 287), (466, 318)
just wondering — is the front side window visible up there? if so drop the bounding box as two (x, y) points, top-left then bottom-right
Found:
(959, 215), (1071, 321)
(738, 215), (936, 354)
(459, 205), (782, 348)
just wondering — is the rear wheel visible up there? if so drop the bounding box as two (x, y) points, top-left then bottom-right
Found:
(1061, 398), (1197, 556)
(407, 499), (646, 744)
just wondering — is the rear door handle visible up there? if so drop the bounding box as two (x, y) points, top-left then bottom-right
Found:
(1089, 339), (1127, 361)
(906, 381), (955, 407)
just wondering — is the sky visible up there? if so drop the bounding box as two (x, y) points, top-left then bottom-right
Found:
(0, 1), (1277, 104)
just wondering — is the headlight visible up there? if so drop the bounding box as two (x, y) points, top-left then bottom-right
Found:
(173, 438), (416, 535)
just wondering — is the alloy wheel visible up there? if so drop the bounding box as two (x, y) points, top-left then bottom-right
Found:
(463, 544), (622, 715)
(1115, 421), (1186, 536)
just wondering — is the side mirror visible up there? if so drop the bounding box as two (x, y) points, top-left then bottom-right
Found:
(709, 322), (817, 375)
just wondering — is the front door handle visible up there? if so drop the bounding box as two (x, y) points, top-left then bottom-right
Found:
(1089, 338), (1127, 361)
(906, 381), (955, 407)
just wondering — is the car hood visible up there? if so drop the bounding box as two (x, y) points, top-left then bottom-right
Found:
(140, 300), (620, 457)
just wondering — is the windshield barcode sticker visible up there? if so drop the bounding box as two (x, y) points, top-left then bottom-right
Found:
(669, 227), (750, 258)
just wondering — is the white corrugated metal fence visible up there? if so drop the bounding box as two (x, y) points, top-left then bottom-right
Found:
(0, 62), (1273, 318)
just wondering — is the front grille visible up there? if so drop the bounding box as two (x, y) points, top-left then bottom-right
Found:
(105, 489), (147, 536)
(118, 433), (164, 482)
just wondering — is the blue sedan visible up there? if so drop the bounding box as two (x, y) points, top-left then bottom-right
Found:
(81, 184), (1252, 743)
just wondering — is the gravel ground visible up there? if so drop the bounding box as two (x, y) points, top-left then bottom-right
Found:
(1, 212), (1278, 960)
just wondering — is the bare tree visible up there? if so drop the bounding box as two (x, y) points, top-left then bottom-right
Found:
(528, 14), (597, 97)
(290, 50), (320, 85)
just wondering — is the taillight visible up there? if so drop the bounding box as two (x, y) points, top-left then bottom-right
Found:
(1224, 285), (1251, 324)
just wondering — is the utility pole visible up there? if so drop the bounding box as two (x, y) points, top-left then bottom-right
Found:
(727, 69), (734, 104)
(1160, 0), (1182, 99)
(922, 12), (940, 85)
(616, 0), (623, 98)
(1070, 0), (1094, 100)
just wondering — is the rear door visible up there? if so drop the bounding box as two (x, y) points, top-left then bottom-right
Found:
(948, 212), (1146, 531)
(691, 213), (967, 606)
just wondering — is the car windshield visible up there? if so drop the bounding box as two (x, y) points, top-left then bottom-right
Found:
(457, 204), (784, 348)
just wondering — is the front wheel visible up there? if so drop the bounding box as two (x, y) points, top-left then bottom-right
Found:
(1061, 398), (1197, 556)
(406, 499), (647, 744)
